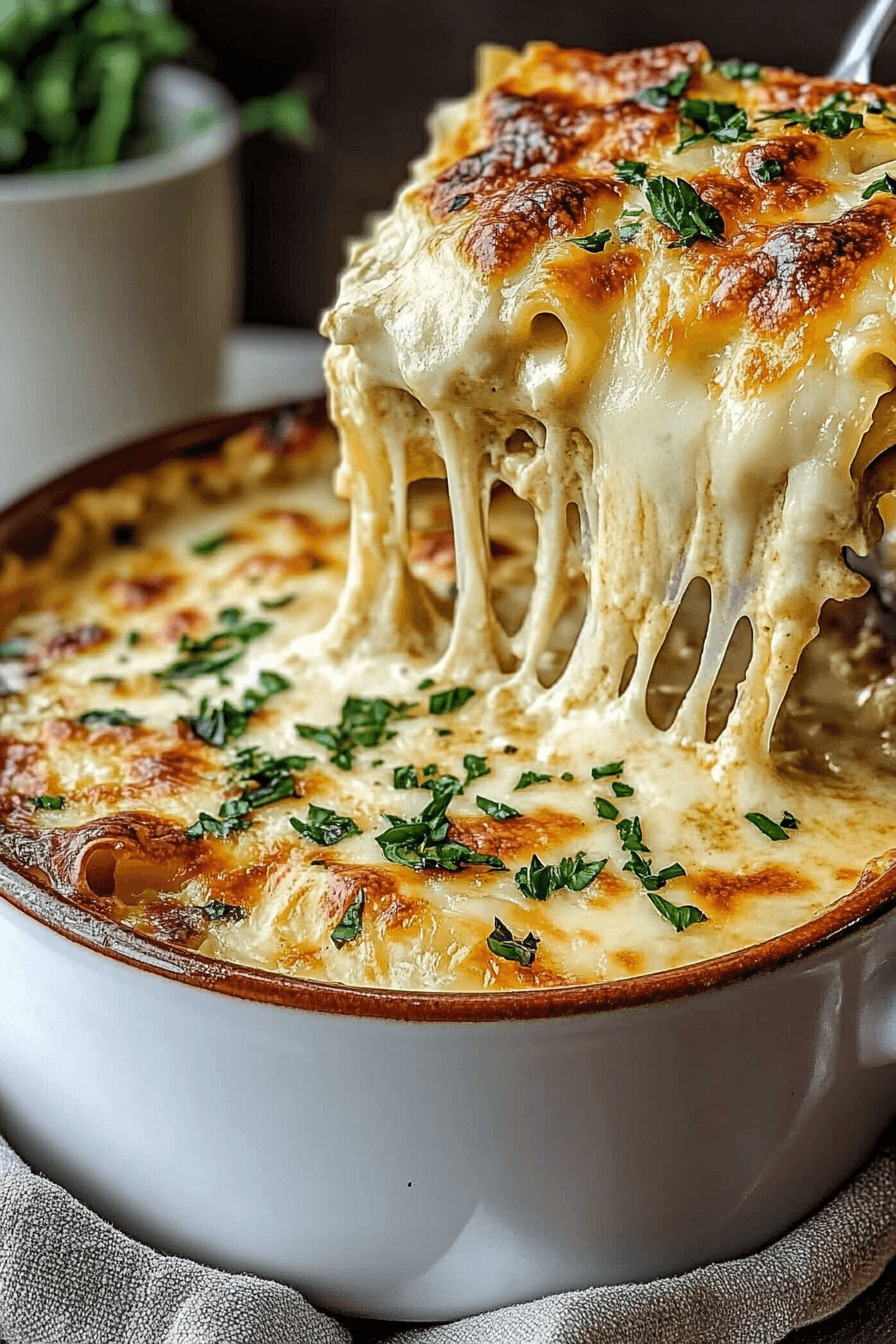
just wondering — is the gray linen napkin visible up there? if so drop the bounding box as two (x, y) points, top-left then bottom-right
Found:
(0, 1128), (894, 1344)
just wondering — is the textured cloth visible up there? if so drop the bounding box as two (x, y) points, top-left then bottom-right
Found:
(0, 1132), (895, 1344)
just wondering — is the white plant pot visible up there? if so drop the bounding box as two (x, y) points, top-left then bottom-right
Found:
(0, 65), (240, 503)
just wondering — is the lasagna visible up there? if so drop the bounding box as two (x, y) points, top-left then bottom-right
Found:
(3, 41), (896, 991)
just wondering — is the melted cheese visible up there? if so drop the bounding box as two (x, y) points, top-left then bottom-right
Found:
(3, 43), (896, 991)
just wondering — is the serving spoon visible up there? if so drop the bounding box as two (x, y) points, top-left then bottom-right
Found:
(829, 0), (896, 79)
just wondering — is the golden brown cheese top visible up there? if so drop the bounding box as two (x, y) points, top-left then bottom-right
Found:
(415, 40), (896, 344)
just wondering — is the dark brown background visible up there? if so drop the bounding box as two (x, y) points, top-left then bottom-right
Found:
(172, 0), (896, 329)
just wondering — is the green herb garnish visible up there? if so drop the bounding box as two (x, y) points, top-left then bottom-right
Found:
(614, 159), (647, 185)
(185, 811), (252, 840)
(201, 899), (246, 922)
(375, 779), (504, 872)
(561, 772), (574, 782)
(417, 677), (435, 689)
(331, 891), (365, 948)
(428, 686), (475, 715)
(646, 888), (707, 931)
(79, 708), (142, 726)
(714, 58), (761, 81)
(676, 98), (754, 151)
(126, 630), (140, 647)
(513, 771), (552, 790)
(755, 158), (784, 182)
(0, 638), (28, 658)
(781, 811), (800, 829)
(644, 176), (724, 247)
(639, 67), (691, 109)
(746, 811), (791, 841)
(487, 917), (539, 967)
(571, 229), (611, 253)
(155, 608), (271, 687)
(259, 594), (295, 609)
(297, 695), (416, 770)
(290, 804), (361, 846)
(187, 669), (290, 748)
(515, 851), (607, 901)
(476, 796), (521, 820)
(618, 208), (644, 243)
(32, 794), (63, 810)
(191, 531), (231, 556)
(762, 95), (863, 138)
(594, 796), (619, 820)
(616, 815), (648, 853)
(612, 780), (634, 797)
(393, 765), (419, 789)
(448, 193), (471, 213)
(592, 761), (624, 778)
(462, 753), (489, 789)
(863, 172), (896, 199)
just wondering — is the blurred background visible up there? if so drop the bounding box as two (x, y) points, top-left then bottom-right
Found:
(173, 0), (896, 327)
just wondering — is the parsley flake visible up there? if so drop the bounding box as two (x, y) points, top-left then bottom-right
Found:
(594, 796), (619, 820)
(487, 917), (539, 967)
(616, 815), (649, 853)
(863, 172), (896, 199)
(394, 765), (420, 789)
(32, 795), (63, 810)
(155, 609), (271, 687)
(515, 852), (607, 901)
(714, 58), (761, 81)
(639, 67), (691, 109)
(448, 193), (471, 213)
(762, 95), (864, 138)
(612, 780), (634, 798)
(290, 804), (361, 846)
(571, 229), (612, 253)
(614, 159), (647, 185)
(79, 709), (142, 727)
(476, 795), (521, 820)
(592, 761), (624, 778)
(376, 779), (504, 872)
(297, 696), (416, 770)
(185, 811), (252, 840)
(462, 753), (490, 789)
(429, 686), (475, 715)
(191, 531), (231, 556)
(676, 98), (754, 152)
(259, 594), (295, 609)
(331, 891), (364, 948)
(187, 670), (290, 748)
(746, 811), (793, 841)
(619, 208), (645, 242)
(645, 177), (724, 247)
(781, 811), (801, 830)
(514, 771), (552, 791)
(755, 158), (784, 183)
(201, 899), (246, 922)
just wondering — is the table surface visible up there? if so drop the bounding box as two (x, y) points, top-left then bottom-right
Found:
(10, 327), (894, 1342)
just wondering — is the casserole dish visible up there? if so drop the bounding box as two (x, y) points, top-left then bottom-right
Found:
(1, 407), (896, 1321)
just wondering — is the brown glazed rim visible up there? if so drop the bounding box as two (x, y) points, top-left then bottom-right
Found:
(2, 403), (896, 1025)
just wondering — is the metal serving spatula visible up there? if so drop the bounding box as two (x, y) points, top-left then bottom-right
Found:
(830, 0), (896, 79)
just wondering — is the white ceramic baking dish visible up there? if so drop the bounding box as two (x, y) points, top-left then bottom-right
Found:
(2, 408), (896, 1322)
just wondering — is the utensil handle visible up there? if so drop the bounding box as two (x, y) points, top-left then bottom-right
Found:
(829, 0), (896, 81)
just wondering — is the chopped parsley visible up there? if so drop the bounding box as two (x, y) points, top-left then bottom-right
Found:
(571, 229), (612, 253)
(503, 745), (518, 754)
(714, 58), (761, 81)
(0, 639), (28, 659)
(201, 899), (246, 922)
(462, 753), (489, 789)
(393, 764), (420, 789)
(190, 531), (231, 556)
(78, 709), (142, 727)
(514, 771), (552, 790)
(612, 780), (634, 798)
(614, 816), (704, 930)
(417, 677), (435, 689)
(614, 159), (647, 186)
(187, 669), (290, 748)
(185, 811), (252, 840)
(259, 593), (295, 609)
(618, 208), (645, 242)
(762, 94), (863, 138)
(863, 172), (896, 199)
(638, 67), (691, 109)
(645, 886), (707, 932)
(746, 811), (796, 841)
(487, 917), (539, 967)
(290, 804), (361, 846)
(375, 779), (504, 872)
(476, 795), (521, 820)
(594, 796), (619, 820)
(561, 772), (574, 782)
(155, 608), (271, 686)
(676, 98), (754, 152)
(233, 751), (311, 809)
(296, 695), (416, 770)
(515, 852), (607, 901)
(126, 630), (140, 647)
(616, 815), (648, 853)
(448, 193), (471, 213)
(32, 795), (64, 810)
(428, 686), (475, 715)
(331, 892), (365, 948)
(592, 761), (624, 778)
(755, 158), (784, 183)
(644, 177), (724, 247)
